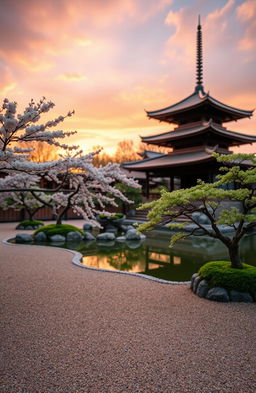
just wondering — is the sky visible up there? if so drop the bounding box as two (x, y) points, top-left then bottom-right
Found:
(1, 0), (256, 154)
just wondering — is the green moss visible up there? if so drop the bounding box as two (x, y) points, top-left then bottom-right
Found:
(17, 220), (44, 228)
(199, 261), (256, 293)
(34, 224), (84, 238)
(99, 213), (124, 220)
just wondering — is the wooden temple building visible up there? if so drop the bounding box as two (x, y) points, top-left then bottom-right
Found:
(123, 18), (256, 197)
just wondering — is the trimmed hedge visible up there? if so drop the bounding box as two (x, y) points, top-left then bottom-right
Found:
(34, 224), (84, 238)
(199, 261), (256, 294)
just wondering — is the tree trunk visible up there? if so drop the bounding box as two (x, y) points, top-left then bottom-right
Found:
(56, 205), (70, 225)
(228, 244), (243, 269)
(26, 208), (33, 221)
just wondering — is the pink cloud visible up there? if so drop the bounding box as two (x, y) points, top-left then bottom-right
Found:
(237, 0), (256, 50)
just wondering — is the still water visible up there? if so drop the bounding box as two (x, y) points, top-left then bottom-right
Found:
(64, 231), (256, 282)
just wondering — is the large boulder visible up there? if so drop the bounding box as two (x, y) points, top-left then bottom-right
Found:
(229, 290), (253, 303)
(190, 273), (199, 289)
(196, 279), (209, 298)
(105, 225), (118, 236)
(192, 275), (201, 293)
(84, 231), (96, 241)
(34, 232), (47, 242)
(50, 234), (66, 243)
(97, 232), (116, 241)
(83, 223), (93, 231)
(15, 233), (33, 243)
(125, 229), (141, 241)
(66, 231), (83, 242)
(206, 287), (229, 302)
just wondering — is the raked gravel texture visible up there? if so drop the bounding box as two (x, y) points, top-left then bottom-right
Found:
(0, 221), (255, 393)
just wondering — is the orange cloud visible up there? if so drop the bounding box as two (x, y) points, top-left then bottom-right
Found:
(57, 73), (87, 81)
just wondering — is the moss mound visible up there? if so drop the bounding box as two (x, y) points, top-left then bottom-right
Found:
(99, 213), (124, 220)
(16, 220), (44, 229)
(199, 261), (256, 294)
(34, 224), (84, 238)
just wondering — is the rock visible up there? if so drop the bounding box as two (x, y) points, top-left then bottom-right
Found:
(105, 225), (118, 235)
(34, 232), (47, 242)
(125, 229), (141, 241)
(196, 279), (209, 298)
(192, 275), (201, 293)
(127, 225), (135, 230)
(191, 212), (211, 225)
(83, 223), (93, 231)
(97, 232), (116, 241)
(16, 224), (24, 230)
(84, 232), (95, 241)
(140, 234), (146, 240)
(25, 226), (33, 230)
(66, 231), (83, 242)
(190, 273), (199, 290)
(120, 225), (128, 232)
(116, 236), (126, 242)
(50, 234), (66, 242)
(126, 240), (141, 249)
(206, 287), (229, 302)
(229, 290), (253, 303)
(15, 233), (33, 243)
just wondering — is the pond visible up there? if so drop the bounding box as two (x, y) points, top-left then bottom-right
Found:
(32, 231), (256, 282)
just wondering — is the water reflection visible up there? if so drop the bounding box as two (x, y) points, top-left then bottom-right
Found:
(78, 233), (256, 282)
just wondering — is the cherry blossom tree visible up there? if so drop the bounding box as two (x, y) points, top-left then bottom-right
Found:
(0, 97), (140, 224)
(0, 174), (50, 220)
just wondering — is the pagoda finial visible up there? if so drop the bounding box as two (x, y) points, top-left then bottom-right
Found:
(195, 15), (205, 94)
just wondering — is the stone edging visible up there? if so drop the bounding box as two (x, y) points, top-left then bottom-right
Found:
(2, 238), (190, 286)
(191, 273), (255, 302)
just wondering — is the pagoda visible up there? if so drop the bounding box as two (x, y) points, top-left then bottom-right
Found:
(123, 18), (256, 196)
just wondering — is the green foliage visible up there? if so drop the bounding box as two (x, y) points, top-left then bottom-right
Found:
(169, 232), (186, 248)
(99, 213), (124, 220)
(216, 207), (244, 225)
(17, 220), (44, 228)
(34, 224), (84, 238)
(199, 261), (256, 293)
(150, 185), (168, 194)
(115, 183), (143, 207)
(138, 153), (256, 257)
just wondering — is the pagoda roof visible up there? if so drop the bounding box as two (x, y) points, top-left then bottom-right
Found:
(146, 91), (254, 124)
(138, 150), (166, 159)
(123, 148), (215, 172)
(141, 120), (256, 146)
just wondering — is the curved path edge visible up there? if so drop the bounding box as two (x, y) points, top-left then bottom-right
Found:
(3, 238), (190, 286)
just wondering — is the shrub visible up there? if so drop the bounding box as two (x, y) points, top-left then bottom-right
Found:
(34, 224), (84, 238)
(199, 261), (256, 294)
(16, 220), (44, 228)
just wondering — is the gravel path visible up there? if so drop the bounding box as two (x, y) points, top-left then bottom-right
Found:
(0, 221), (255, 393)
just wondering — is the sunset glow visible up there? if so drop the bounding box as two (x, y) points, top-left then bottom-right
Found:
(1, 0), (255, 154)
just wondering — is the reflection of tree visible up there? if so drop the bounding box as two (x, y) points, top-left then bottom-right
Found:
(107, 247), (146, 271)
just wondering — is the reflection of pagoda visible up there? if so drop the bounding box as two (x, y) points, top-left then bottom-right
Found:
(123, 18), (256, 197)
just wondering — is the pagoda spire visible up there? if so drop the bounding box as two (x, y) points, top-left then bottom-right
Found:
(195, 15), (205, 94)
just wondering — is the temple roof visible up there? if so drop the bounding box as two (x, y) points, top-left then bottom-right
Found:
(123, 149), (215, 172)
(146, 91), (254, 124)
(138, 150), (166, 159)
(141, 120), (256, 146)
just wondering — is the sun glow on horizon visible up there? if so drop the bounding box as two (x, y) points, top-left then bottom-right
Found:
(0, 0), (255, 155)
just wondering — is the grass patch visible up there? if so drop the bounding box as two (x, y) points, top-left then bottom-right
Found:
(16, 220), (44, 228)
(199, 261), (256, 294)
(34, 224), (84, 238)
